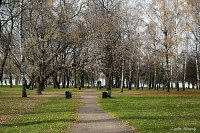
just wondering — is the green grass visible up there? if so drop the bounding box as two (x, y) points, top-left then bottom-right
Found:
(97, 90), (200, 133)
(97, 87), (200, 96)
(0, 85), (83, 133)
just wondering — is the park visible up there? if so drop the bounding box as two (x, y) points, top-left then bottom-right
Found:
(0, 0), (200, 133)
(0, 86), (200, 132)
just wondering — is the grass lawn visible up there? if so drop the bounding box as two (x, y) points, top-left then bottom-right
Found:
(97, 88), (200, 133)
(0, 85), (84, 133)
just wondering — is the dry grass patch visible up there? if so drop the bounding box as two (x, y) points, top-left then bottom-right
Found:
(0, 86), (75, 125)
(0, 91), (56, 125)
(0, 86), (83, 133)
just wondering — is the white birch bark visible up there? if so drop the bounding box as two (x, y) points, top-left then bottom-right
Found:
(196, 43), (200, 89)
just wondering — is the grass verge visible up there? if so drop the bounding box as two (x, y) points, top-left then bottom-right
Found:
(97, 89), (200, 133)
(0, 86), (83, 133)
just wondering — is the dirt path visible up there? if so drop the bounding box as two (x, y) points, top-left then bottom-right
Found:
(70, 89), (136, 133)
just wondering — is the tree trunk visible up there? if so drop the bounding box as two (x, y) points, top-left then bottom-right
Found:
(66, 69), (70, 88)
(123, 78), (125, 88)
(125, 78), (128, 88)
(53, 74), (56, 88)
(9, 73), (12, 88)
(92, 79), (95, 87)
(128, 75), (132, 90)
(154, 64), (157, 90)
(182, 51), (187, 91)
(192, 82), (194, 89)
(62, 71), (66, 88)
(22, 77), (27, 97)
(134, 81), (137, 88)
(74, 73), (77, 88)
(152, 75), (155, 89)
(164, 28), (170, 92)
(170, 62), (174, 90)
(73, 47), (77, 88)
(128, 61), (132, 90)
(141, 82), (144, 90)
(149, 75), (152, 89)
(182, 61), (185, 91)
(0, 52), (8, 81)
(81, 70), (84, 88)
(15, 76), (19, 85)
(175, 64), (179, 91)
(110, 75), (113, 88)
(162, 78), (165, 90)
(58, 75), (61, 88)
(115, 76), (120, 88)
(90, 80), (93, 87)
(176, 81), (179, 91)
(105, 74), (111, 90)
(196, 43), (200, 89)
(137, 57), (140, 90)
(148, 56), (151, 89)
(188, 82), (191, 89)
(120, 60), (124, 93)
(171, 82), (174, 90)
(166, 54), (170, 92)
(37, 80), (45, 95)
(53, 73), (60, 89)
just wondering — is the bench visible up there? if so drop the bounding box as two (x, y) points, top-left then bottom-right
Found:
(102, 91), (111, 98)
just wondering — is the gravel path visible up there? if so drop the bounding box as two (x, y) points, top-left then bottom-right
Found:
(70, 89), (136, 133)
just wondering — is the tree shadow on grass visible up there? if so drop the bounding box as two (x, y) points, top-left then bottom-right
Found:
(119, 115), (197, 121)
(0, 110), (72, 116)
(97, 96), (119, 99)
(23, 110), (73, 115)
(119, 116), (200, 132)
(1, 118), (74, 127)
(79, 118), (116, 124)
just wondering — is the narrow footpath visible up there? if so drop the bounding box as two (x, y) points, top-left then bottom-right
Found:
(70, 89), (136, 133)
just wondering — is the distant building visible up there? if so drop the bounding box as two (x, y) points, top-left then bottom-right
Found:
(0, 74), (19, 85)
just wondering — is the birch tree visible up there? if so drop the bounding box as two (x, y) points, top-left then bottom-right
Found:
(189, 0), (200, 89)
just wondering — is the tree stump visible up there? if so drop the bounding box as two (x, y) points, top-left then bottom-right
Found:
(102, 92), (107, 98)
(22, 91), (27, 97)
(65, 91), (72, 99)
